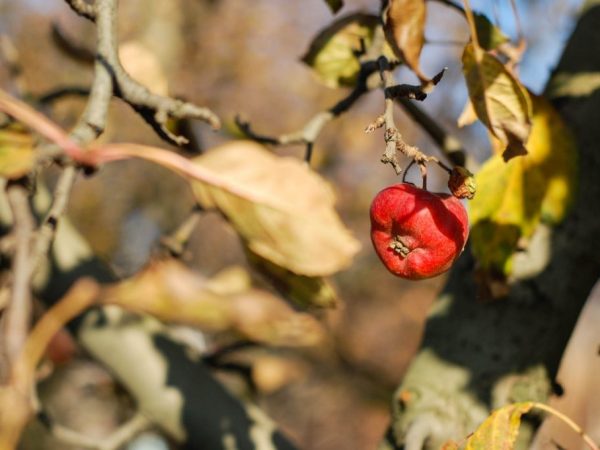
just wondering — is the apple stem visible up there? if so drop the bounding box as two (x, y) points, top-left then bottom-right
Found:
(402, 160), (416, 183)
(419, 163), (428, 190)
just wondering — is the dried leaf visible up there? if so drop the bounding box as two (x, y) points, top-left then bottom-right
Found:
(469, 95), (577, 277)
(324, 0), (343, 14)
(462, 43), (532, 161)
(246, 250), (337, 309)
(473, 12), (510, 51)
(302, 13), (379, 88)
(465, 402), (533, 450)
(103, 259), (325, 347)
(0, 125), (35, 179)
(383, 0), (427, 81)
(191, 141), (360, 277)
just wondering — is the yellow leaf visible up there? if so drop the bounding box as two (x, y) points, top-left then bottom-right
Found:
(302, 13), (379, 88)
(473, 12), (510, 51)
(469, 95), (577, 276)
(0, 125), (35, 179)
(462, 43), (532, 161)
(191, 141), (360, 277)
(383, 0), (427, 82)
(103, 260), (325, 347)
(465, 402), (533, 450)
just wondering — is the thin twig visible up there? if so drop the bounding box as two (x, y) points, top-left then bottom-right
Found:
(236, 60), (378, 163)
(371, 56), (451, 178)
(3, 183), (35, 367)
(396, 97), (468, 167)
(159, 207), (203, 257)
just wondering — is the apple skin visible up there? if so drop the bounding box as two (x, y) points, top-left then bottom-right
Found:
(370, 183), (469, 280)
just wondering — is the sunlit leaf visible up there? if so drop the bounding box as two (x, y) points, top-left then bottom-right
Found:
(191, 141), (360, 276)
(0, 125), (35, 179)
(119, 41), (169, 96)
(469, 95), (577, 276)
(324, 0), (343, 14)
(383, 0), (427, 81)
(462, 43), (532, 161)
(103, 259), (325, 347)
(457, 99), (478, 128)
(246, 250), (337, 309)
(465, 402), (533, 450)
(473, 12), (510, 51)
(302, 13), (379, 88)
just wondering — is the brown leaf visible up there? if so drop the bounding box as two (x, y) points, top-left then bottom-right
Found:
(383, 0), (427, 82)
(0, 125), (35, 179)
(462, 43), (532, 160)
(464, 402), (533, 450)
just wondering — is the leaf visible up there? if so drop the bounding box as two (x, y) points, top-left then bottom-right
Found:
(462, 43), (532, 161)
(103, 259), (325, 347)
(465, 402), (533, 450)
(0, 125), (35, 179)
(469, 95), (577, 277)
(383, 0), (427, 81)
(246, 250), (337, 309)
(457, 99), (478, 128)
(119, 41), (169, 96)
(191, 141), (360, 277)
(324, 0), (343, 14)
(473, 12), (510, 51)
(302, 13), (379, 88)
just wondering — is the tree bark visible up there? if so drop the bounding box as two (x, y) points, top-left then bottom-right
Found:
(381, 2), (600, 449)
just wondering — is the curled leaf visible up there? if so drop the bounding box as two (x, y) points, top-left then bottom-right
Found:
(465, 402), (533, 450)
(448, 166), (476, 199)
(462, 43), (532, 161)
(191, 141), (360, 277)
(302, 13), (379, 88)
(383, 0), (427, 82)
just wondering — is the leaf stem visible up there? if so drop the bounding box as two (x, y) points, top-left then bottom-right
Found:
(532, 402), (599, 450)
(462, 0), (481, 49)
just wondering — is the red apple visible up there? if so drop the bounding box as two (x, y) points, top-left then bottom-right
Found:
(370, 183), (469, 280)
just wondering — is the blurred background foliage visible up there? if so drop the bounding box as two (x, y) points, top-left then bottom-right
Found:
(0, 0), (594, 449)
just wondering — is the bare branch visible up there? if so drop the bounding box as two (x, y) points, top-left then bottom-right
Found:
(237, 59), (379, 163)
(375, 56), (450, 179)
(2, 182), (35, 367)
(396, 97), (468, 167)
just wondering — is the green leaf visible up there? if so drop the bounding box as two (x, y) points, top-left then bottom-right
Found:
(469, 95), (577, 276)
(383, 0), (427, 82)
(324, 0), (343, 14)
(462, 43), (532, 161)
(246, 250), (337, 309)
(302, 13), (379, 88)
(473, 12), (510, 51)
(0, 125), (35, 179)
(191, 141), (360, 277)
(465, 402), (533, 450)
